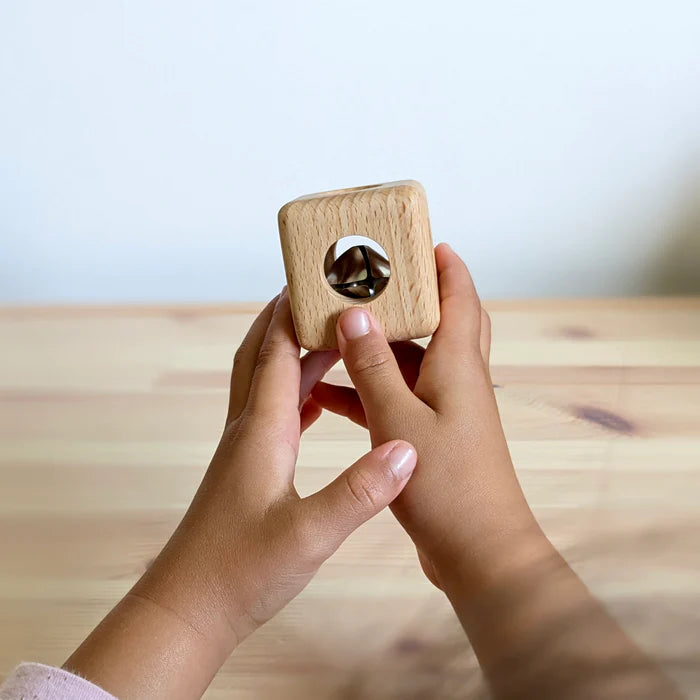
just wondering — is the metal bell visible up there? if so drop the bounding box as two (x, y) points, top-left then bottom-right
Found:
(325, 245), (390, 299)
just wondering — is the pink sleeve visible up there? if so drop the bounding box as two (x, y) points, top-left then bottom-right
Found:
(0, 663), (116, 700)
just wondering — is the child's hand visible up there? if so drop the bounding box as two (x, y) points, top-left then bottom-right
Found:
(64, 291), (416, 699)
(314, 245), (680, 699)
(313, 243), (536, 592)
(143, 290), (416, 640)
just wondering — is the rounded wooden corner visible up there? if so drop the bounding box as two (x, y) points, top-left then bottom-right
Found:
(294, 321), (339, 352)
(390, 180), (427, 208)
(277, 199), (300, 229)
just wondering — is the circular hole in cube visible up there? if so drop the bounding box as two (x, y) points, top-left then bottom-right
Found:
(324, 235), (391, 302)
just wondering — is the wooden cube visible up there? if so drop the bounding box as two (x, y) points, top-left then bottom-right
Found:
(278, 180), (440, 350)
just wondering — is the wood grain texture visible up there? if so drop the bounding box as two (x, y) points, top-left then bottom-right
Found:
(278, 181), (440, 350)
(0, 298), (699, 698)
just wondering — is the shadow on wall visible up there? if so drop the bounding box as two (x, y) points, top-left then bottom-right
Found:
(643, 175), (700, 294)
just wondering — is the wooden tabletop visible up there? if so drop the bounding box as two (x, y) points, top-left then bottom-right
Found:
(1, 299), (699, 699)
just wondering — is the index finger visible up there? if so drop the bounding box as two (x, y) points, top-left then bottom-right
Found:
(413, 244), (487, 405)
(226, 295), (279, 424)
(431, 243), (483, 354)
(246, 290), (302, 422)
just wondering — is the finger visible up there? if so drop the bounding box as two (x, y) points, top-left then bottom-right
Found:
(300, 396), (323, 433)
(312, 342), (423, 429)
(247, 290), (301, 422)
(430, 242), (483, 355)
(299, 350), (340, 407)
(227, 295), (279, 424)
(312, 381), (367, 427)
(414, 244), (485, 405)
(298, 440), (417, 560)
(480, 307), (491, 366)
(336, 307), (417, 428)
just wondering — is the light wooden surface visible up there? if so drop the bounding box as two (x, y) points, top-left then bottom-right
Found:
(278, 180), (440, 350)
(1, 298), (699, 699)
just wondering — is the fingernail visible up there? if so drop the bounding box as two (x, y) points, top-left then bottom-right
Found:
(387, 443), (416, 481)
(339, 308), (370, 340)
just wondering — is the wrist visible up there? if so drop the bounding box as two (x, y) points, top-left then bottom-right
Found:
(432, 510), (554, 601)
(135, 541), (243, 664)
(64, 579), (232, 700)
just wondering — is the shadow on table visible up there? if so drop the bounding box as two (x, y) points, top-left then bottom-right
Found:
(332, 617), (485, 700)
(221, 512), (700, 700)
(289, 603), (486, 700)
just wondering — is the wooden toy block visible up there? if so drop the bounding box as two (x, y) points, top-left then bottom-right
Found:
(278, 180), (440, 350)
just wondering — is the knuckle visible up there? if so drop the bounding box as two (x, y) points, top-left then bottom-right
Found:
(291, 510), (327, 564)
(444, 282), (481, 312)
(256, 338), (298, 369)
(466, 293), (483, 318)
(461, 352), (491, 385)
(349, 348), (391, 380)
(233, 341), (251, 368)
(344, 468), (383, 511)
(444, 333), (482, 364)
(217, 418), (241, 453)
(290, 511), (315, 553)
(245, 414), (299, 462)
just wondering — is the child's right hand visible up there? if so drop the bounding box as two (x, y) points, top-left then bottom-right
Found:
(313, 243), (544, 593)
(315, 243), (681, 698)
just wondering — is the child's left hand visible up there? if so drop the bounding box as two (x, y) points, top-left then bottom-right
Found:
(64, 290), (417, 700)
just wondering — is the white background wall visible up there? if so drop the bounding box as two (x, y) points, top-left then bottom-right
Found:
(1, 1), (699, 303)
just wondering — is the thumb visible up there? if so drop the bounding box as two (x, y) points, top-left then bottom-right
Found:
(299, 440), (417, 559)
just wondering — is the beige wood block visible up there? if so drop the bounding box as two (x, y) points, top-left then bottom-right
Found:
(278, 180), (440, 350)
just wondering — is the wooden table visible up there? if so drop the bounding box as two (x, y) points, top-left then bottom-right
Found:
(1, 299), (699, 699)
